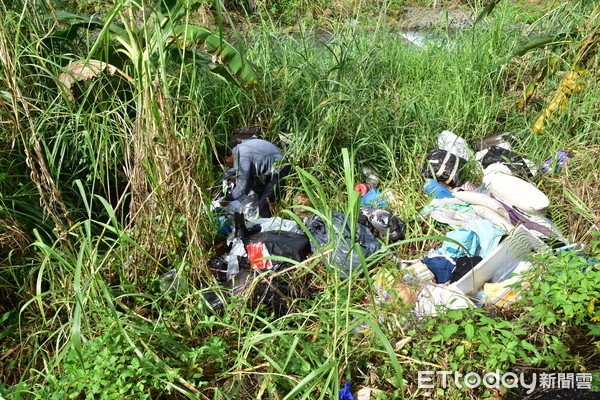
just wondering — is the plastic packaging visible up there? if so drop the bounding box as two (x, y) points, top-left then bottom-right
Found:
(480, 146), (533, 179)
(362, 167), (380, 186)
(159, 269), (187, 295)
(239, 191), (260, 220)
(438, 130), (471, 160)
(423, 179), (453, 199)
(246, 217), (302, 234)
(246, 242), (273, 270)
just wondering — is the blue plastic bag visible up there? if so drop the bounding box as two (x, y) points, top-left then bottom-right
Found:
(361, 188), (388, 207)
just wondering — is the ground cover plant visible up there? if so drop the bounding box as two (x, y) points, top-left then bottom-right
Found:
(1, 0), (599, 399)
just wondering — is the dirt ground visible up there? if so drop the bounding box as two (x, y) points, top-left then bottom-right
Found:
(397, 6), (474, 30)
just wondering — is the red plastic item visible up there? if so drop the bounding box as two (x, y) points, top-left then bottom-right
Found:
(354, 183), (370, 197)
(246, 242), (273, 270)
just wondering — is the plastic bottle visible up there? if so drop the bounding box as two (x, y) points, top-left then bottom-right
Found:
(362, 167), (379, 186)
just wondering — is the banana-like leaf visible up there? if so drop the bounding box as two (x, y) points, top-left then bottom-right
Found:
(173, 24), (258, 86)
(155, 0), (203, 24)
(50, 10), (127, 40)
(531, 68), (588, 134)
(490, 34), (566, 70)
(475, 0), (503, 26)
(513, 34), (566, 57)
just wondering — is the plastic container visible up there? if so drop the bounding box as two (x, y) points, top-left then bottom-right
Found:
(448, 225), (544, 299)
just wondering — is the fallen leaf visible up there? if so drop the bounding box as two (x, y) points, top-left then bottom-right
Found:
(58, 59), (128, 101)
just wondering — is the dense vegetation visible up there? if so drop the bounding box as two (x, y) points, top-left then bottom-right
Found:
(1, 0), (599, 398)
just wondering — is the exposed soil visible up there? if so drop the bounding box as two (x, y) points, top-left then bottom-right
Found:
(396, 6), (474, 30)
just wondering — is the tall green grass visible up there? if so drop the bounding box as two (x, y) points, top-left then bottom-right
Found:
(1, 0), (599, 398)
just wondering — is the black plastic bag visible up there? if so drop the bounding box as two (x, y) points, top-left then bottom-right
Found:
(243, 231), (312, 270)
(422, 149), (467, 187)
(203, 269), (304, 316)
(204, 215), (312, 315)
(481, 146), (532, 179)
(306, 211), (381, 278)
(358, 207), (406, 242)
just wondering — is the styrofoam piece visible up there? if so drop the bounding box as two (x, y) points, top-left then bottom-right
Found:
(449, 225), (544, 297)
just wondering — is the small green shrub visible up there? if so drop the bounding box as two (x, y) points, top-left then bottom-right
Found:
(525, 245), (600, 335)
(37, 331), (174, 400)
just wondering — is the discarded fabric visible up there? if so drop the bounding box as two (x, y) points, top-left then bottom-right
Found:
(470, 204), (513, 232)
(498, 201), (567, 244)
(421, 197), (479, 229)
(450, 256), (483, 283)
(422, 257), (455, 284)
(452, 190), (510, 221)
(467, 219), (505, 258)
(358, 207), (405, 242)
(433, 229), (480, 258)
(414, 284), (473, 316)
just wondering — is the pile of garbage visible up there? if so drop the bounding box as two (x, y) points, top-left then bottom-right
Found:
(204, 129), (574, 317)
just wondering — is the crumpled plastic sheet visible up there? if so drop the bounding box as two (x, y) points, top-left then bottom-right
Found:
(224, 238), (247, 279)
(438, 130), (471, 160)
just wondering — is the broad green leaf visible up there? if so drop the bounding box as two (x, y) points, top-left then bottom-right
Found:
(455, 345), (465, 358)
(443, 323), (459, 339)
(464, 323), (474, 340)
(173, 24), (258, 86)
